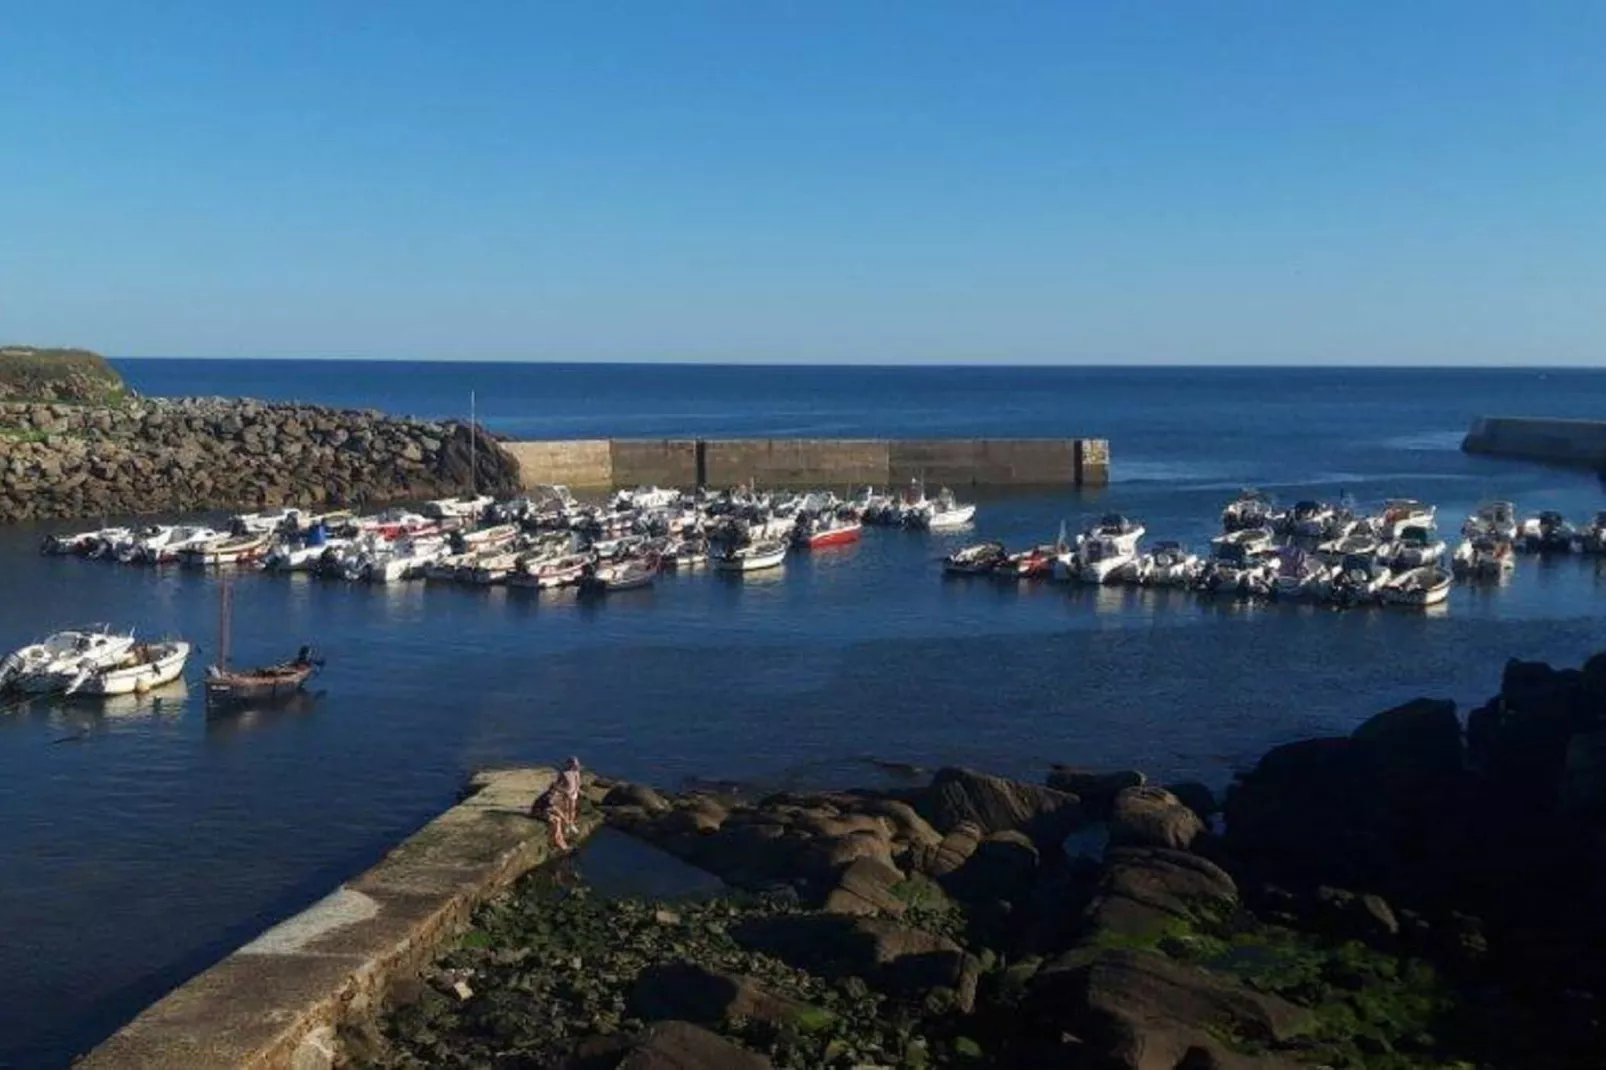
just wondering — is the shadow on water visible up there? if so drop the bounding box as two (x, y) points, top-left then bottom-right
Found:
(203, 690), (325, 741)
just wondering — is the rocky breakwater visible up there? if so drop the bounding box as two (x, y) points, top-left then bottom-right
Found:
(0, 397), (520, 522)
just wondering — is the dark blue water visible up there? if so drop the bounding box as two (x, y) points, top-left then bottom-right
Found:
(2, 360), (1604, 1066)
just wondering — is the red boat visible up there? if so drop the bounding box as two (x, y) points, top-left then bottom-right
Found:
(999, 547), (1056, 580)
(804, 519), (862, 549)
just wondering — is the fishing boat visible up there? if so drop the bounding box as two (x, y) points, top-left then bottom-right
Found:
(578, 554), (659, 594)
(204, 580), (321, 705)
(2, 625), (139, 695)
(81, 527), (133, 559)
(662, 537), (708, 570)
(943, 541), (1007, 576)
(70, 641), (191, 696)
(1380, 565), (1453, 607)
(1196, 540), (1274, 596)
(367, 535), (449, 584)
(156, 526), (226, 564)
(1270, 546), (1329, 601)
(1086, 514), (1146, 554)
(114, 525), (174, 563)
(264, 524), (341, 572)
(179, 531), (271, 568)
(509, 552), (591, 589)
(422, 495), (494, 521)
(1451, 535), (1515, 578)
(1325, 554), (1392, 607)
(1281, 501), (1336, 539)
(711, 540), (788, 573)
(1314, 530), (1380, 565)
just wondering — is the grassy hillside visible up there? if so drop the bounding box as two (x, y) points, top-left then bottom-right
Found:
(0, 346), (127, 404)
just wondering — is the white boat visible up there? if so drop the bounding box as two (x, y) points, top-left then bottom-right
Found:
(422, 495), (494, 521)
(157, 527), (225, 564)
(1451, 536), (1515, 578)
(1211, 527), (1274, 555)
(70, 641), (191, 696)
(1137, 541), (1200, 588)
(265, 529), (346, 572)
(40, 529), (107, 556)
(1070, 535), (1135, 585)
(1270, 546), (1329, 601)
(4, 626), (139, 694)
(711, 540), (788, 573)
(465, 548), (523, 586)
(1085, 514), (1146, 555)
(1378, 525), (1446, 569)
(1325, 555), (1392, 606)
(180, 532), (272, 567)
(1282, 501), (1336, 539)
(1222, 489), (1276, 532)
(943, 542), (1007, 576)
(579, 554), (660, 593)
(1197, 540), (1275, 596)
(1372, 499), (1436, 540)
(905, 488), (976, 530)
(458, 523), (520, 549)
(81, 527), (133, 559)
(1315, 531), (1380, 565)
(613, 486), (681, 512)
(367, 536), (449, 583)
(1380, 565), (1453, 607)
(113, 525), (173, 563)
(232, 508), (307, 536)
(508, 552), (590, 589)
(1519, 511), (1577, 553)
(1463, 500), (1518, 542)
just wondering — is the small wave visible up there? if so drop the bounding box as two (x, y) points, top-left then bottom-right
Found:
(1381, 430), (1466, 452)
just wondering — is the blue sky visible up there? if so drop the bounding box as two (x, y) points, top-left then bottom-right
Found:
(0, 2), (1601, 364)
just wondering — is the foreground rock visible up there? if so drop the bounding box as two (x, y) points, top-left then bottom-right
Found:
(0, 396), (518, 521)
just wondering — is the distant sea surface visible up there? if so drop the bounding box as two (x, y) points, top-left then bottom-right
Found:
(2, 359), (1604, 1066)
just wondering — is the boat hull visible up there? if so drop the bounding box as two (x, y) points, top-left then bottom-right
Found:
(77, 643), (191, 696)
(806, 524), (862, 548)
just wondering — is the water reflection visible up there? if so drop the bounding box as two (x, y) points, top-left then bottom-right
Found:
(204, 690), (323, 741)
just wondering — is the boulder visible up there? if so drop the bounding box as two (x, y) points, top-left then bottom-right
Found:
(822, 856), (908, 917)
(908, 821), (982, 877)
(603, 782), (673, 814)
(943, 830), (1040, 906)
(1561, 728), (1606, 819)
(733, 914), (978, 1011)
(1109, 787), (1206, 852)
(1080, 847), (1238, 944)
(1025, 949), (1311, 1070)
(1047, 766), (1147, 818)
(1164, 781), (1219, 823)
(628, 963), (820, 1029)
(562, 1020), (772, 1070)
(917, 767), (1083, 848)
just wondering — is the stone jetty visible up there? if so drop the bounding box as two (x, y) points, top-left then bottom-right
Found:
(0, 397), (518, 523)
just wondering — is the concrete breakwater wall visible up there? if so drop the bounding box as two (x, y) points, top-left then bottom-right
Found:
(503, 437), (1111, 490)
(80, 768), (593, 1070)
(0, 399), (518, 523)
(1462, 416), (1606, 469)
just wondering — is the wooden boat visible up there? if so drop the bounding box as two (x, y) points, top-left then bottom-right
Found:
(204, 580), (321, 705)
(1380, 565), (1453, 607)
(71, 641), (191, 696)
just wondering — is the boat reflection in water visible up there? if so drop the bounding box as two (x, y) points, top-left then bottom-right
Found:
(78, 678), (190, 720)
(205, 689), (323, 740)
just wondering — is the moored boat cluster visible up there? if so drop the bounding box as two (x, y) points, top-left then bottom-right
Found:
(944, 491), (1606, 608)
(36, 481), (979, 595)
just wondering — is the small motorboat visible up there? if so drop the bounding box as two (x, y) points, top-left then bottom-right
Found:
(578, 554), (660, 594)
(1315, 531), (1380, 565)
(1137, 541), (1200, 588)
(1195, 540), (1274, 597)
(1221, 489), (1276, 532)
(1451, 536), (1515, 578)
(158, 526), (226, 564)
(114, 525), (175, 564)
(1281, 501), (1336, 539)
(906, 487), (976, 530)
(1380, 565), (1453, 608)
(1378, 525), (1447, 569)
(1069, 535), (1135, 586)
(998, 546), (1057, 580)
(1463, 500), (1519, 542)
(3, 626), (140, 695)
(1325, 555), (1392, 607)
(180, 532), (272, 568)
(1372, 499), (1436, 541)
(1085, 514), (1146, 554)
(422, 495), (495, 521)
(71, 641), (191, 696)
(711, 540), (788, 573)
(1519, 511), (1577, 553)
(40, 529), (107, 556)
(1270, 546), (1328, 601)
(943, 541), (1007, 576)
(794, 514), (863, 549)
(509, 552), (591, 589)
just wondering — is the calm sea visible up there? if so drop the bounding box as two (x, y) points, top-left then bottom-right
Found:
(2, 360), (1604, 1066)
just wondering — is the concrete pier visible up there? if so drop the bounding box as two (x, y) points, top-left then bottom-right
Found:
(1462, 417), (1606, 468)
(79, 768), (596, 1070)
(501, 437), (1111, 490)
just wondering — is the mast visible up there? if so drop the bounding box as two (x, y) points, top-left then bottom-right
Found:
(217, 576), (232, 673)
(469, 389), (477, 498)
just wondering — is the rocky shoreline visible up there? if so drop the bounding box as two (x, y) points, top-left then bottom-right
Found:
(352, 649), (1606, 1070)
(0, 397), (519, 523)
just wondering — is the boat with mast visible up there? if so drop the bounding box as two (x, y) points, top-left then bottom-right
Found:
(204, 578), (321, 706)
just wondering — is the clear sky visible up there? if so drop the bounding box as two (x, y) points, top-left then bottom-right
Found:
(0, 2), (1601, 364)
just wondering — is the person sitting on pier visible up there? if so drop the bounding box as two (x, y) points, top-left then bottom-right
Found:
(530, 782), (569, 851)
